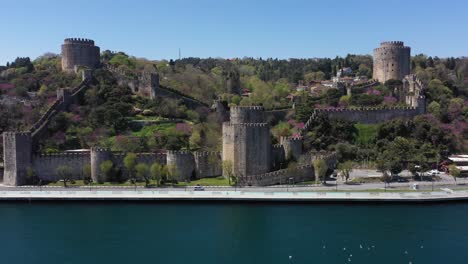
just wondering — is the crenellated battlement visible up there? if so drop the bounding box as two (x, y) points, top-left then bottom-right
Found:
(230, 105), (264, 111)
(280, 136), (303, 142)
(35, 151), (90, 158)
(62, 38), (100, 73)
(193, 151), (221, 157)
(380, 41), (404, 46)
(166, 150), (193, 156)
(272, 144), (283, 149)
(64, 38), (95, 45)
(223, 122), (269, 127)
(373, 41), (411, 82)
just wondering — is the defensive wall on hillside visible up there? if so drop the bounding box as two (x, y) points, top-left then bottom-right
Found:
(240, 152), (337, 186)
(106, 65), (208, 108)
(302, 96), (426, 131)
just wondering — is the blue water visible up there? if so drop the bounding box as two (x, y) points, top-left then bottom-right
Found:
(0, 202), (467, 264)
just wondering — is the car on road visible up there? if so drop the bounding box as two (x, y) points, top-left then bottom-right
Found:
(194, 185), (205, 191)
(427, 170), (441, 176)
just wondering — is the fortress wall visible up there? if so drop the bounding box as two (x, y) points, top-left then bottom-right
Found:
(271, 144), (285, 170)
(194, 151), (222, 178)
(314, 104), (424, 124)
(111, 152), (166, 178)
(280, 136), (303, 161)
(33, 152), (90, 181)
(107, 65), (208, 108)
(166, 151), (195, 181)
(241, 164), (314, 186)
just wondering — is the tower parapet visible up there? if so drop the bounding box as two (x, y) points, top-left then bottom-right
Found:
(229, 106), (265, 124)
(61, 38), (100, 73)
(373, 41), (410, 82)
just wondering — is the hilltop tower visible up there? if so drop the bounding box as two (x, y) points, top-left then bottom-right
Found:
(61, 38), (100, 73)
(222, 106), (271, 178)
(373, 41), (410, 83)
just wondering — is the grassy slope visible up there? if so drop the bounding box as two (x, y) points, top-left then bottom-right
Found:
(354, 124), (378, 145)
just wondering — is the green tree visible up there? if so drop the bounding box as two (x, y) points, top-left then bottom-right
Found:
(124, 153), (137, 183)
(427, 101), (441, 119)
(313, 159), (328, 184)
(449, 165), (461, 184)
(100, 160), (114, 183)
(222, 160), (237, 186)
(135, 163), (150, 187)
(166, 164), (179, 185)
(56, 165), (72, 188)
(83, 164), (92, 184)
(150, 163), (163, 186)
(26, 167), (36, 185)
(337, 161), (353, 184)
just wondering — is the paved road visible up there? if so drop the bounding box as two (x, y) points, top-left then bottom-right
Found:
(0, 180), (466, 193)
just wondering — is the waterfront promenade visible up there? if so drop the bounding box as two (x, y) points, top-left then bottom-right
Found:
(1, 187), (468, 202)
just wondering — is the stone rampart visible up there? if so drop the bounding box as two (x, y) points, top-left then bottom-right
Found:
(240, 164), (314, 186)
(166, 151), (195, 181)
(280, 136), (303, 161)
(106, 65), (208, 108)
(193, 151), (222, 178)
(271, 144), (286, 170)
(314, 104), (424, 124)
(33, 151), (90, 181)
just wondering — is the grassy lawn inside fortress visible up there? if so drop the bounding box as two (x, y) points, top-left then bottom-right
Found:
(354, 124), (378, 145)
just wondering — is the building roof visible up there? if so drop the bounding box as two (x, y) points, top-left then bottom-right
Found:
(448, 155), (468, 162)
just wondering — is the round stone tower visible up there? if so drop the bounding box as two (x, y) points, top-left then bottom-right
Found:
(90, 147), (112, 183)
(373, 41), (410, 83)
(61, 38), (100, 73)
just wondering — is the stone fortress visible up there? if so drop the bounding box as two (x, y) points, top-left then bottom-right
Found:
(3, 39), (430, 186)
(304, 40), (426, 125)
(61, 38), (100, 73)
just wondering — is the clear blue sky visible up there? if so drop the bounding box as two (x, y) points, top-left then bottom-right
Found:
(1, 0), (467, 65)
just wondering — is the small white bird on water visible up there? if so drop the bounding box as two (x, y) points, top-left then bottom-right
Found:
(359, 244), (363, 249)
(289, 256), (292, 259)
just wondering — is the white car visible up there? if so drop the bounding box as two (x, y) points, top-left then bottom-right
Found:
(194, 185), (205, 191)
(427, 170), (441, 175)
